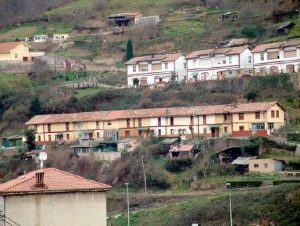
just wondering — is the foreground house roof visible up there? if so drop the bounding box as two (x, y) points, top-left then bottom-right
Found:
(125, 53), (183, 65)
(186, 45), (249, 59)
(26, 101), (283, 125)
(0, 168), (111, 195)
(0, 42), (29, 53)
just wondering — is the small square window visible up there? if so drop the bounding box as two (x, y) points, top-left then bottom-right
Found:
(264, 163), (268, 168)
(107, 121), (112, 126)
(254, 164), (259, 168)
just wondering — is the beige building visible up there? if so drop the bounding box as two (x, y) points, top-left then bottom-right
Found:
(0, 168), (111, 226)
(0, 42), (31, 61)
(249, 159), (284, 173)
(25, 102), (286, 144)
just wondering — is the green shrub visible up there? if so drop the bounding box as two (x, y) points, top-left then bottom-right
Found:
(243, 89), (258, 101)
(273, 180), (300, 185)
(165, 158), (193, 172)
(287, 133), (300, 142)
(226, 180), (263, 188)
(288, 160), (300, 170)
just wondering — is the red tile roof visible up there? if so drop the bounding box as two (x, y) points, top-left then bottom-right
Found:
(186, 46), (249, 59)
(0, 42), (28, 52)
(170, 144), (194, 152)
(252, 39), (300, 53)
(26, 102), (282, 125)
(0, 168), (111, 195)
(125, 53), (183, 65)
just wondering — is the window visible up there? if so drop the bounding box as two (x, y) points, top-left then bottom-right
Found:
(254, 164), (259, 168)
(170, 129), (174, 135)
(260, 53), (264, 61)
(203, 115), (206, 125)
(228, 56), (232, 64)
(268, 122), (274, 130)
(248, 56), (252, 63)
(158, 129), (161, 136)
(48, 135), (51, 141)
(252, 123), (265, 131)
(178, 129), (182, 135)
(139, 64), (148, 71)
(38, 135), (41, 142)
(190, 116), (194, 125)
(15, 54), (18, 59)
(96, 121), (99, 129)
(271, 110), (275, 118)
(66, 122), (70, 131)
(164, 62), (169, 70)
(264, 163), (268, 168)
(223, 59), (226, 64)
(125, 130), (130, 138)
(97, 132), (100, 138)
(158, 117), (161, 126)
(48, 124), (51, 132)
(284, 50), (297, 58)
(193, 59), (197, 67)
(239, 113), (244, 120)
(170, 117), (174, 126)
(66, 134), (70, 140)
(276, 110), (279, 118)
(127, 119), (130, 128)
(224, 114), (228, 121)
(133, 65), (136, 72)
(255, 112), (260, 119)
(152, 63), (162, 71)
(34, 125), (38, 131)
(107, 121), (112, 126)
(138, 118), (142, 127)
(224, 127), (228, 133)
(203, 128), (207, 134)
(267, 51), (279, 60)
(239, 126), (244, 131)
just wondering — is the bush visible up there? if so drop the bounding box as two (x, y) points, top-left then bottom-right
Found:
(287, 133), (300, 142)
(273, 180), (300, 185)
(165, 158), (193, 172)
(244, 89), (258, 101)
(227, 180), (263, 188)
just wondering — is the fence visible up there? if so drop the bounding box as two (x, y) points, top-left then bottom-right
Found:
(0, 61), (33, 73)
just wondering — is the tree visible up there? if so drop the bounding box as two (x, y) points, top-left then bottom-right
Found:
(241, 26), (257, 39)
(126, 39), (134, 61)
(133, 78), (140, 86)
(25, 129), (36, 151)
(244, 89), (258, 101)
(29, 95), (41, 116)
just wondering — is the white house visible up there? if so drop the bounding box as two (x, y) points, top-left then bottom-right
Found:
(126, 53), (186, 87)
(33, 35), (49, 42)
(186, 45), (253, 82)
(252, 39), (300, 75)
(53, 34), (69, 42)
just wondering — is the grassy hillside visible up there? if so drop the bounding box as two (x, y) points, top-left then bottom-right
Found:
(109, 184), (300, 226)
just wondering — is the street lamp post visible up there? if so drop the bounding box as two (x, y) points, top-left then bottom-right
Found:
(141, 156), (147, 194)
(125, 183), (130, 226)
(226, 183), (233, 226)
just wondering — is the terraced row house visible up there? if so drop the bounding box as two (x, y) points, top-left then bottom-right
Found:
(126, 39), (300, 86)
(26, 102), (285, 144)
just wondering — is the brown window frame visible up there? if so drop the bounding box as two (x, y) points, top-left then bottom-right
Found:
(66, 122), (70, 131)
(138, 118), (142, 127)
(170, 117), (174, 126)
(47, 124), (51, 132)
(127, 119), (130, 128)
(203, 115), (206, 125)
(239, 113), (244, 120)
(190, 116), (194, 126)
(158, 117), (161, 126)
(271, 110), (275, 118)
(255, 112), (260, 119)
(239, 126), (244, 131)
(276, 110), (279, 118)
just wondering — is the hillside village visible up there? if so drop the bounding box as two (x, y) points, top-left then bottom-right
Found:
(0, 0), (300, 226)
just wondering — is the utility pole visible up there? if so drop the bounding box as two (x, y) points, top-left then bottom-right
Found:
(125, 183), (130, 226)
(226, 183), (233, 226)
(141, 156), (147, 194)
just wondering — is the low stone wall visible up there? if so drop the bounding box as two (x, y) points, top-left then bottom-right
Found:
(78, 151), (121, 161)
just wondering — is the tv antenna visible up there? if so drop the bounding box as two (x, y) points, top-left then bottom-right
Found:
(39, 152), (47, 169)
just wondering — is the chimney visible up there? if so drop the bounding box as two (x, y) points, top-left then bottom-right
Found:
(34, 172), (45, 188)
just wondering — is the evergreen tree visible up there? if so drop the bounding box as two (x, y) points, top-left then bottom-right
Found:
(25, 129), (36, 151)
(126, 39), (134, 61)
(29, 95), (41, 116)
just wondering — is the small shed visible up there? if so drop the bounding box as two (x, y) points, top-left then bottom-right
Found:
(276, 21), (295, 35)
(1, 135), (23, 148)
(249, 158), (285, 173)
(169, 144), (195, 159)
(218, 12), (238, 23)
(108, 12), (142, 27)
(161, 138), (179, 154)
(231, 156), (257, 174)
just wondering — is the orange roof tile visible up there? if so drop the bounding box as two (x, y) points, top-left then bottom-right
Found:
(186, 46), (249, 59)
(252, 39), (300, 53)
(26, 102), (283, 125)
(125, 53), (183, 65)
(0, 168), (111, 195)
(0, 42), (28, 52)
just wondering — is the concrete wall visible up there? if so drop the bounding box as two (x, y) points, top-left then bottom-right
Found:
(249, 159), (283, 173)
(4, 191), (108, 226)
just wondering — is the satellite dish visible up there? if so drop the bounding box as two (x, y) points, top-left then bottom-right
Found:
(39, 152), (47, 168)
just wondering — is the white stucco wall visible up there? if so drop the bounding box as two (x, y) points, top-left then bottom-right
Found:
(4, 191), (108, 226)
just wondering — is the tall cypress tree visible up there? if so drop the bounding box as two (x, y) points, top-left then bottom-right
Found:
(29, 95), (41, 117)
(126, 39), (133, 61)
